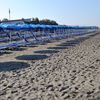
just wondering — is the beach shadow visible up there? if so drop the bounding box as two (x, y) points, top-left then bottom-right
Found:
(39, 42), (48, 45)
(0, 61), (30, 72)
(16, 54), (49, 60)
(66, 38), (84, 44)
(58, 37), (88, 47)
(57, 43), (75, 47)
(39, 40), (55, 45)
(48, 36), (89, 50)
(11, 47), (27, 51)
(88, 32), (99, 37)
(0, 51), (12, 56)
(47, 46), (68, 50)
(34, 49), (59, 54)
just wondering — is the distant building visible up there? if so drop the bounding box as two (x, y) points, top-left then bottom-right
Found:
(1, 18), (32, 24)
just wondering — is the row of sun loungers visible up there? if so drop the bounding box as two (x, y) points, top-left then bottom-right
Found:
(0, 24), (98, 51)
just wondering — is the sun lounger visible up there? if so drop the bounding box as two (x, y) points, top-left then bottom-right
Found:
(0, 23), (98, 52)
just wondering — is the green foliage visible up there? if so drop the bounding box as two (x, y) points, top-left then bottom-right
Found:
(0, 17), (58, 25)
(39, 19), (58, 25)
(26, 17), (58, 25)
(2, 18), (8, 21)
(31, 17), (39, 24)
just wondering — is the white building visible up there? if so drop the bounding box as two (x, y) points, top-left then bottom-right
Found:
(1, 18), (32, 24)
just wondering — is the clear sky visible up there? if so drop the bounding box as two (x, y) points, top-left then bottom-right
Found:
(0, 0), (100, 26)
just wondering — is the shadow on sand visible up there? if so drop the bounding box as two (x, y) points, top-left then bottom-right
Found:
(0, 61), (30, 72)
(16, 54), (49, 61)
(0, 51), (13, 56)
(10, 47), (27, 51)
(47, 46), (68, 50)
(47, 36), (90, 50)
(34, 49), (59, 54)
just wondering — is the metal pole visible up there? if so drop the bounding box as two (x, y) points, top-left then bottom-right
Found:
(9, 9), (10, 20)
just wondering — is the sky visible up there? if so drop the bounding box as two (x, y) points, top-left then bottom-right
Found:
(0, 0), (100, 26)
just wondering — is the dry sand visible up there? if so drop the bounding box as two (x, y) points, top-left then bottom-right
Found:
(0, 31), (100, 100)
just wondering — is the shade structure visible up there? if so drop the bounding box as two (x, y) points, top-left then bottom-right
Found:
(0, 23), (98, 51)
(0, 23), (98, 30)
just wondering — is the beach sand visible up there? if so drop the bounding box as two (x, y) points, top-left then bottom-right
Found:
(0, 31), (100, 100)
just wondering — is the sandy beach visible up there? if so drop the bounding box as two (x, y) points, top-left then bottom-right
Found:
(0, 31), (100, 100)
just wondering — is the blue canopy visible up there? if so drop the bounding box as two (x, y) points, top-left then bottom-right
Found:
(0, 23), (98, 31)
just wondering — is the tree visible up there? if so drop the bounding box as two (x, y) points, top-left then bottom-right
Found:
(24, 17), (58, 25)
(31, 18), (35, 24)
(34, 17), (39, 24)
(40, 19), (58, 25)
(2, 18), (8, 21)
